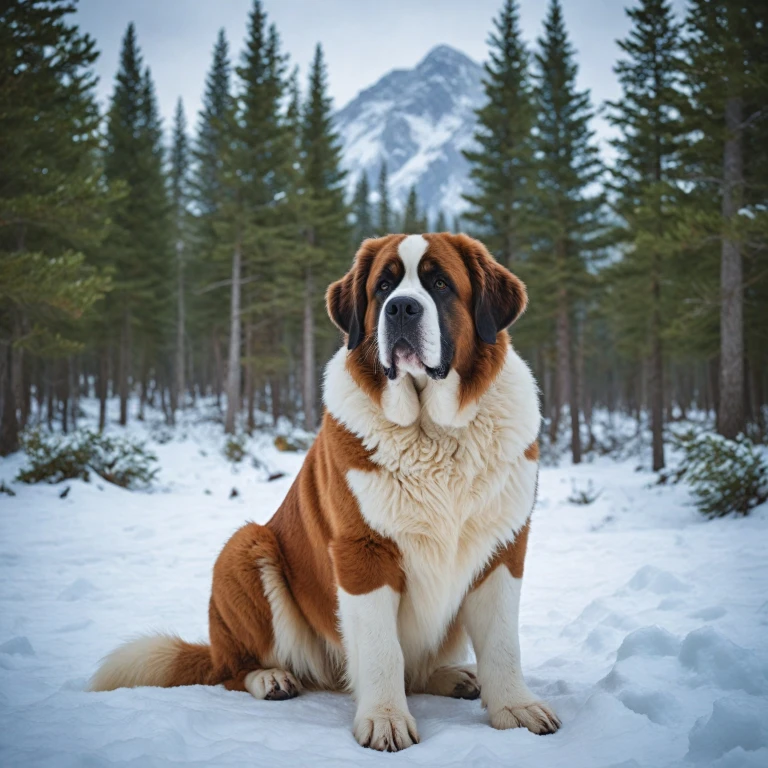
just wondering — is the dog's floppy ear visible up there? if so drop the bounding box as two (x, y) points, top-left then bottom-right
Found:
(451, 234), (528, 344)
(326, 239), (379, 350)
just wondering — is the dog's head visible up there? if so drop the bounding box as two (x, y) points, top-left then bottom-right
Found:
(327, 233), (527, 417)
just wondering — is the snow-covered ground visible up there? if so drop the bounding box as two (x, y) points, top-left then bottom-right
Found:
(1, 401), (767, 767)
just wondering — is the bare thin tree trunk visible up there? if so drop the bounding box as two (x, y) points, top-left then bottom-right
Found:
(0, 341), (19, 456)
(224, 240), (242, 435)
(556, 286), (580, 463)
(751, 361), (765, 440)
(709, 356), (720, 422)
(552, 301), (569, 447)
(11, 313), (24, 430)
(69, 356), (78, 431)
(118, 309), (130, 426)
(303, 265), (316, 431)
(245, 322), (255, 433)
(46, 362), (54, 430)
(61, 360), (69, 435)
(650, 268), (665, 471)
(98, 349), (108, 431)
(568, 314), (581, 465)
(270, 375), (281, 427)
(187, 334), (196, 408)
(718, 95), (744, 439)
(212, 333), (223, 409)
(175, 240), (185, 412)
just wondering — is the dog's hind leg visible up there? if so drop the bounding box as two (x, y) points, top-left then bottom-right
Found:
(423, 664), (480, 699)
(209, 523), (307, 700)
(222, 667), (301, 700)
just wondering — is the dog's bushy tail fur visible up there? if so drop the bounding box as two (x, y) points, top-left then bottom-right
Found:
(88, 634), (217, 692)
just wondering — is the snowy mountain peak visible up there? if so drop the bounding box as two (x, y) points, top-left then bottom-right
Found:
(335, 45), (485, 223)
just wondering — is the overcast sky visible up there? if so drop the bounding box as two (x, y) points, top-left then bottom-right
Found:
(75, 0), (686, 142)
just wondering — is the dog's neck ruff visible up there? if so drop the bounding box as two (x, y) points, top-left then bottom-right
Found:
(323, 345), (541, 471)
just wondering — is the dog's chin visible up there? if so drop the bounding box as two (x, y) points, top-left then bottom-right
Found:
(383, 340), (425, 381)
(383, 341), (449, 382)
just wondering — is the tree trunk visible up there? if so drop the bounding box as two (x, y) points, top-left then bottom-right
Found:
(751, 360), (765, 440)
(118, 308), (130, 426)
(302, 266), (316, 431)
(61, 360), (69, 434)
(35, 365), (45, 422)
(139, 366), (148, 421)
(270, 375), (281, 427)
(46, 362), (54, 430)
(98, 349), (108, 431)
(187, 334), (196, 407)
(175, 239), (185, 411)
(709, 355), (720, 422)
(20, 340), (31, 430)
(224, 240), (242, 435)
(11, 313), (24, 430)
(245, 322), (255, 433)
(650, 269), (665, 471)
(212, 332), (223, 409)
(0, 341), (19, 456)
(69, 356), (78, 431)
(718, 95), (744, 439)
(556, 287), (579, 463)
(568, 314), (581, 465)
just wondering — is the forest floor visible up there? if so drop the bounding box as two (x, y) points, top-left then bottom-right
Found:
(1, 400), (767, 767)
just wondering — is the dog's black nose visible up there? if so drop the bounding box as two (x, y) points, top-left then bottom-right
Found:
(386, 296), (423, 320)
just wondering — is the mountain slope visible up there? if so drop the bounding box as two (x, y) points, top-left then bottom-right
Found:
(335, 45), (484, 224)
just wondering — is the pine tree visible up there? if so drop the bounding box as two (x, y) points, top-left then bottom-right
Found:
(105, 23), (171, 426)
(605, 0), (684, 470)
(0, 0), (111, 453)
(190, 28), (232, 407)
(377, 161), (391, 234)
(434, 210), (448, 232)
(301, 43), (349, 429)
(463, 0), (534, 264)
(682, 1), (768, 439)
(217, 1), (289, 434)
(526, 0), (604, 464)
(402, 185), (424, 233)
(170, 99), (190, 415)
(352, 172), (373, 244)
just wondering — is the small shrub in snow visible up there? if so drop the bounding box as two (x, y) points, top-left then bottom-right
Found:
(274, 434), (312, 452)
(16, 429), (158, 489)
(223, 435), (247, 463)
(673, 431), (768, 518)
(568, 480), (602, 506)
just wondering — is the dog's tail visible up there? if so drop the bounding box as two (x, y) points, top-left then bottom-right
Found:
(88, 634), (217, 692)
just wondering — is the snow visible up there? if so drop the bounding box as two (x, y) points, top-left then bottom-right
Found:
(1, 400), (768, 767)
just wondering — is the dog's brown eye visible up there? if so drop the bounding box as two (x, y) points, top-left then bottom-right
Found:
(379, 281), (390, 292)
(435, 278), (447, 291)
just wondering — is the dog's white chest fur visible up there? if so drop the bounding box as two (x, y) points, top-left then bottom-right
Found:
(324, 346), (541, 669)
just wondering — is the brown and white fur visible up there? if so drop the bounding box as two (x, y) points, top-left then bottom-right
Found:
(89, 233), (561, 751)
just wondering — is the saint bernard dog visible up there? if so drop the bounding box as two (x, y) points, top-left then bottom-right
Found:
(89, 233), (561, 751)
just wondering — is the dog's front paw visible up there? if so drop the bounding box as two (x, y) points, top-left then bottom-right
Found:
(490, 700), (561, 734)
(354, 705), (419, 751)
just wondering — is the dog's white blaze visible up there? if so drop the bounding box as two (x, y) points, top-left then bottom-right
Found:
(377, 234), (442, 369)
(461, 567), (537, 714)
(324, 345), (541, 681)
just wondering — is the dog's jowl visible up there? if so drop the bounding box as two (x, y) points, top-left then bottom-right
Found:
(89, 233), (560, 751)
